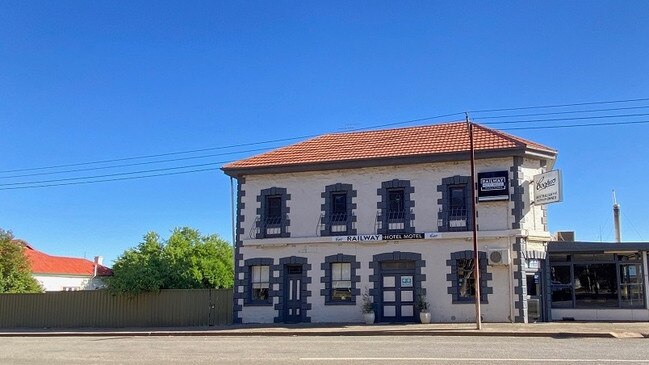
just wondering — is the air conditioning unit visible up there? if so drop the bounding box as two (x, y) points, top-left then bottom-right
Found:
(488, 249), (511, 266)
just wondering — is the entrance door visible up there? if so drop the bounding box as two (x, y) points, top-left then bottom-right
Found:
(525, 259), (544, 322)
(284, 265), (303, 323)
(380, 260), (416, 322)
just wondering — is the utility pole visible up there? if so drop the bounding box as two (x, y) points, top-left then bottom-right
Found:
(466, 113), (482, 330)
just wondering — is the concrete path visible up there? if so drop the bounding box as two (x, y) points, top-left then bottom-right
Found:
(2, 322), (649, 339)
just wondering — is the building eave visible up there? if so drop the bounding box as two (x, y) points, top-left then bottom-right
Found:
(222, 147), (556, 178)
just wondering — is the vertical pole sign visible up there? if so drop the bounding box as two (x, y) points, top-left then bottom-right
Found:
(533, 170), (563, 205)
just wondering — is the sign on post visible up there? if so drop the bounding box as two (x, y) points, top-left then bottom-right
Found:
(478, 171), (509, 201)
(533, 170), (563, 205)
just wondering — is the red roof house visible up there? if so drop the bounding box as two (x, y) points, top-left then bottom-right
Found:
(14, 240), (112, 291)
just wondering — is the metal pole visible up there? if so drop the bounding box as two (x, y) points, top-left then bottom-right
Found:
(467, 114), (482, 330)
(613, 190), (621, 243)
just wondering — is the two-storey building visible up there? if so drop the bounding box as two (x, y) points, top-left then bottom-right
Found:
(222, 121), (557, 324)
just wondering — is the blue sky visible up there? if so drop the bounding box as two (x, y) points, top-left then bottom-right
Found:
(1, 2), (648, 266)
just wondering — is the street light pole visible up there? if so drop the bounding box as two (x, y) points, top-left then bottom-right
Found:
(467, 113), (482, 330)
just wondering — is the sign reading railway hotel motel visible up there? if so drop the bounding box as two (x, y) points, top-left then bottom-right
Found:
(332, 233), (428, 242)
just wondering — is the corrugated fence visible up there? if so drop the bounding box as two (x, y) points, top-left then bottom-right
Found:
(0, 289), (232, 328)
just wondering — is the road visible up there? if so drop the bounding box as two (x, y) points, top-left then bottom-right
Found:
(1, 335), (648, 365)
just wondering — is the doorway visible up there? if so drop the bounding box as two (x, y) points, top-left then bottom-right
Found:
(284, 265), (304, 323)
(379, 260), (416, 323)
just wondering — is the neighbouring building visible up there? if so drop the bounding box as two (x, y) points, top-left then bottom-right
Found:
(16, 240), (113, 291)
(547, 240), (649, 321)
(222, 121), (559, 324)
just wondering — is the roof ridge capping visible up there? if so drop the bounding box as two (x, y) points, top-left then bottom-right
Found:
(222, 121), (557, 175)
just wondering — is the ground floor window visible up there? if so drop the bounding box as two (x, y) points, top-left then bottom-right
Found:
(331, 262), (352, 302)
(251, 265), (270, 302)
(447, 250), (492, 304)
(549, 253), (645, 309)
(457, 258), (476, 300)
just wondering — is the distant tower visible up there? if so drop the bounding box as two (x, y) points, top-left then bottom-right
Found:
(613, 190), (621, 243)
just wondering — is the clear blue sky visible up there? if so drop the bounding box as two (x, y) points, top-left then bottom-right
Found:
(2, 2), (648, 266)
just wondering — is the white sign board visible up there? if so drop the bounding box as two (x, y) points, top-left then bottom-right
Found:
(533, 170), (563, 205)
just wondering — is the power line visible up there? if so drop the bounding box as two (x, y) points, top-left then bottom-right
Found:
(481, 112), (649, 126)
(500, 119), (649, 131)
(475, 104), (649, 120)
(0, 160), (234, 187)
(469, 97), (649, 114)
(0, 167), (221, 191)
(0, 136), (316, 174)
(4, 118), (647, 190)
(3, 96), (649, 186)
(0, 146), (279, 180)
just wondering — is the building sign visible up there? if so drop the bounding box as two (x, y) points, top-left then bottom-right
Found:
(332, 233), (428, 242)
(401, 276), (413, 287)
(533, 170), (563, 205)
(332, 234), (382, 242)
(382, 233), (425, 241)
(478, 171), (509, 201)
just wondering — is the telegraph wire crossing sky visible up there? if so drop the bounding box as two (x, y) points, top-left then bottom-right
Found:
(1, 1), (648, 265)
(2, 97), (649, 190)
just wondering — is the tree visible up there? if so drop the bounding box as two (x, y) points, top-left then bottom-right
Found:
(108, 227), (234, 295)
(0, 229), (43, 293)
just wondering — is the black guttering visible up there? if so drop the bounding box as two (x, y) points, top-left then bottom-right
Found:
(548, 241), (649, 252)
(221, 147), (557, 177)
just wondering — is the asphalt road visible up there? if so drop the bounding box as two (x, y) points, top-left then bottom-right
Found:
(1, 335), (648, 365)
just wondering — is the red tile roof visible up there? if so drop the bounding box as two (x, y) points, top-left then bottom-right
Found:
(16, 241), (113, 276)
(223, 122), (556, 172)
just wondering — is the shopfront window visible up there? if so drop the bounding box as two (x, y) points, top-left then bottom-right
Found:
(549, 252), (646, 309)
(550, 265), (573, 308)
(620, 263), (644, 308)
(573, 264), (617, 308)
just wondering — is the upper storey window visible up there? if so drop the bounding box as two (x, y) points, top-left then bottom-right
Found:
(254, 187), (290, 239)
(438, 176), (472, 232)
(331, 192), (347, 223)
(377, 180), (415, 234)
(320, 183), (357, 236)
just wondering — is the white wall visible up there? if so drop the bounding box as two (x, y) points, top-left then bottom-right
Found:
(34, 274), (107, 291)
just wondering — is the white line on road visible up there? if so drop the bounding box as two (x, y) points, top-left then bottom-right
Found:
(301, 358), (649, 363)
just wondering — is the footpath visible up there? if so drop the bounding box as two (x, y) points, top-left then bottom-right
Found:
(1, 322), (649, 339)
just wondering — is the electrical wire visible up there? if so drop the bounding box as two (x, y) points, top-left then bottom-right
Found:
(474, 104), (649, 120)
(0, 167), (222, 191)
(500, 119), (649, 131)
(0, 146), (279, 180)
(0, 136), (316, 174)
(468, 97), (649, 114)
(3, 97), (649, 175)
(0, 161), (234, 187)
(3, 97), (649, 190)
(481, 112), (649, 126)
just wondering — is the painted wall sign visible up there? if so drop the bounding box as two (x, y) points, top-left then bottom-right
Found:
(477, 171), (509, 201)
(533, 170), (563, 205)
(382, 233), (425, 241)
(332, 234), (383, 242)
(332, 232), (443, 242)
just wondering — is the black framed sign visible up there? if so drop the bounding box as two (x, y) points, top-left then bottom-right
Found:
(478, 171), (509, 202)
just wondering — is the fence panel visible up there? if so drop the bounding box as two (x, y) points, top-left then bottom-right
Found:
(0, 289), (233, 328)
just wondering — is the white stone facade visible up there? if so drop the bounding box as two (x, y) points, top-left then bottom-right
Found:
(231, 156), (553, 324)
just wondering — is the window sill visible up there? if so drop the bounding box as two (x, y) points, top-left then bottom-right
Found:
(324, 300), (356, 306)
(245, 301), (273, 307)
(452, 300), (488, 305)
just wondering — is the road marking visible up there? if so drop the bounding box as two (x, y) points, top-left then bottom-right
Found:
(300, 358), (649, 363)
